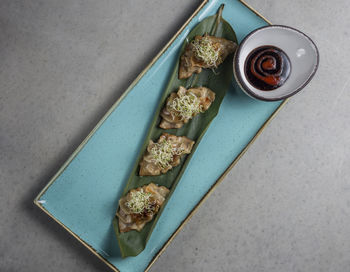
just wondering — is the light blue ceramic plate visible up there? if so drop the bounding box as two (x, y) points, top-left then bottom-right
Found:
(35, 1), (284, 271)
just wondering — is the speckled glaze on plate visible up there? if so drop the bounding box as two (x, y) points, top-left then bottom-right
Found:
(34, 1), (286, 271)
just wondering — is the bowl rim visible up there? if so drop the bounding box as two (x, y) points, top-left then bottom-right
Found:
(234, 24), (320, 101)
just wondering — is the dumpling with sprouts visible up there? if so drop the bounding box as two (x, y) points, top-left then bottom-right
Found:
(139, 133), (194, 176)
(179, 34), (237, 79)
(117, 183), (170, 232)
(160, 86), (215, 129)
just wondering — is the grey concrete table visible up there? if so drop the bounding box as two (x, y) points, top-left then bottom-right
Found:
(1, 0), (349, 271)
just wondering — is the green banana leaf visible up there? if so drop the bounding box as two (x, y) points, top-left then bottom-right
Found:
(113, 4), (237, 257)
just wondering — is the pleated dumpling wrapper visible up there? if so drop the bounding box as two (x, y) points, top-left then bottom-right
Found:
(117, 183), (170, 233)
(179, 34), (237, 79)
(160, 86), (215, 129)
(139, 133), (195, 176)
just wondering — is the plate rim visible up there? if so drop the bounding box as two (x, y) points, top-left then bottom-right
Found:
(33, 1), (287, 271)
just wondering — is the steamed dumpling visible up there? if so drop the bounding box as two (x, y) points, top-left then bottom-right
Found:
(179, 34), (237, 79)
(139, 133), (194, 176)
(117, 183), (170, 232)
(160, 86), (215, 129)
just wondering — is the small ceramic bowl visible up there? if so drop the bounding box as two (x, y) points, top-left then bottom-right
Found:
(233, 25), (319, 101)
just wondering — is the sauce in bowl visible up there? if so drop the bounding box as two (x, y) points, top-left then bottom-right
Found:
(244, 45), (291, 91)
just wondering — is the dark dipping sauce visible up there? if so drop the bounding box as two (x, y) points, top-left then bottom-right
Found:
(244, 45), (291, 91)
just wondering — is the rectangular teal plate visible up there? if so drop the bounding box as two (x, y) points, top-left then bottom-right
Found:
(34, 1), (284, 271)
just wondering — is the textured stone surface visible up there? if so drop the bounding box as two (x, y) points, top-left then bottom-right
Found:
(1, 0), (349, 271)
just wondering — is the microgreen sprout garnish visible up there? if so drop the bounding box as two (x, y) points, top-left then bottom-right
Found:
(126, 189), (153, 214)
(150, 139), (184, 169)
(191, 36), (220, 67)
(168, 92), (203, 120)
